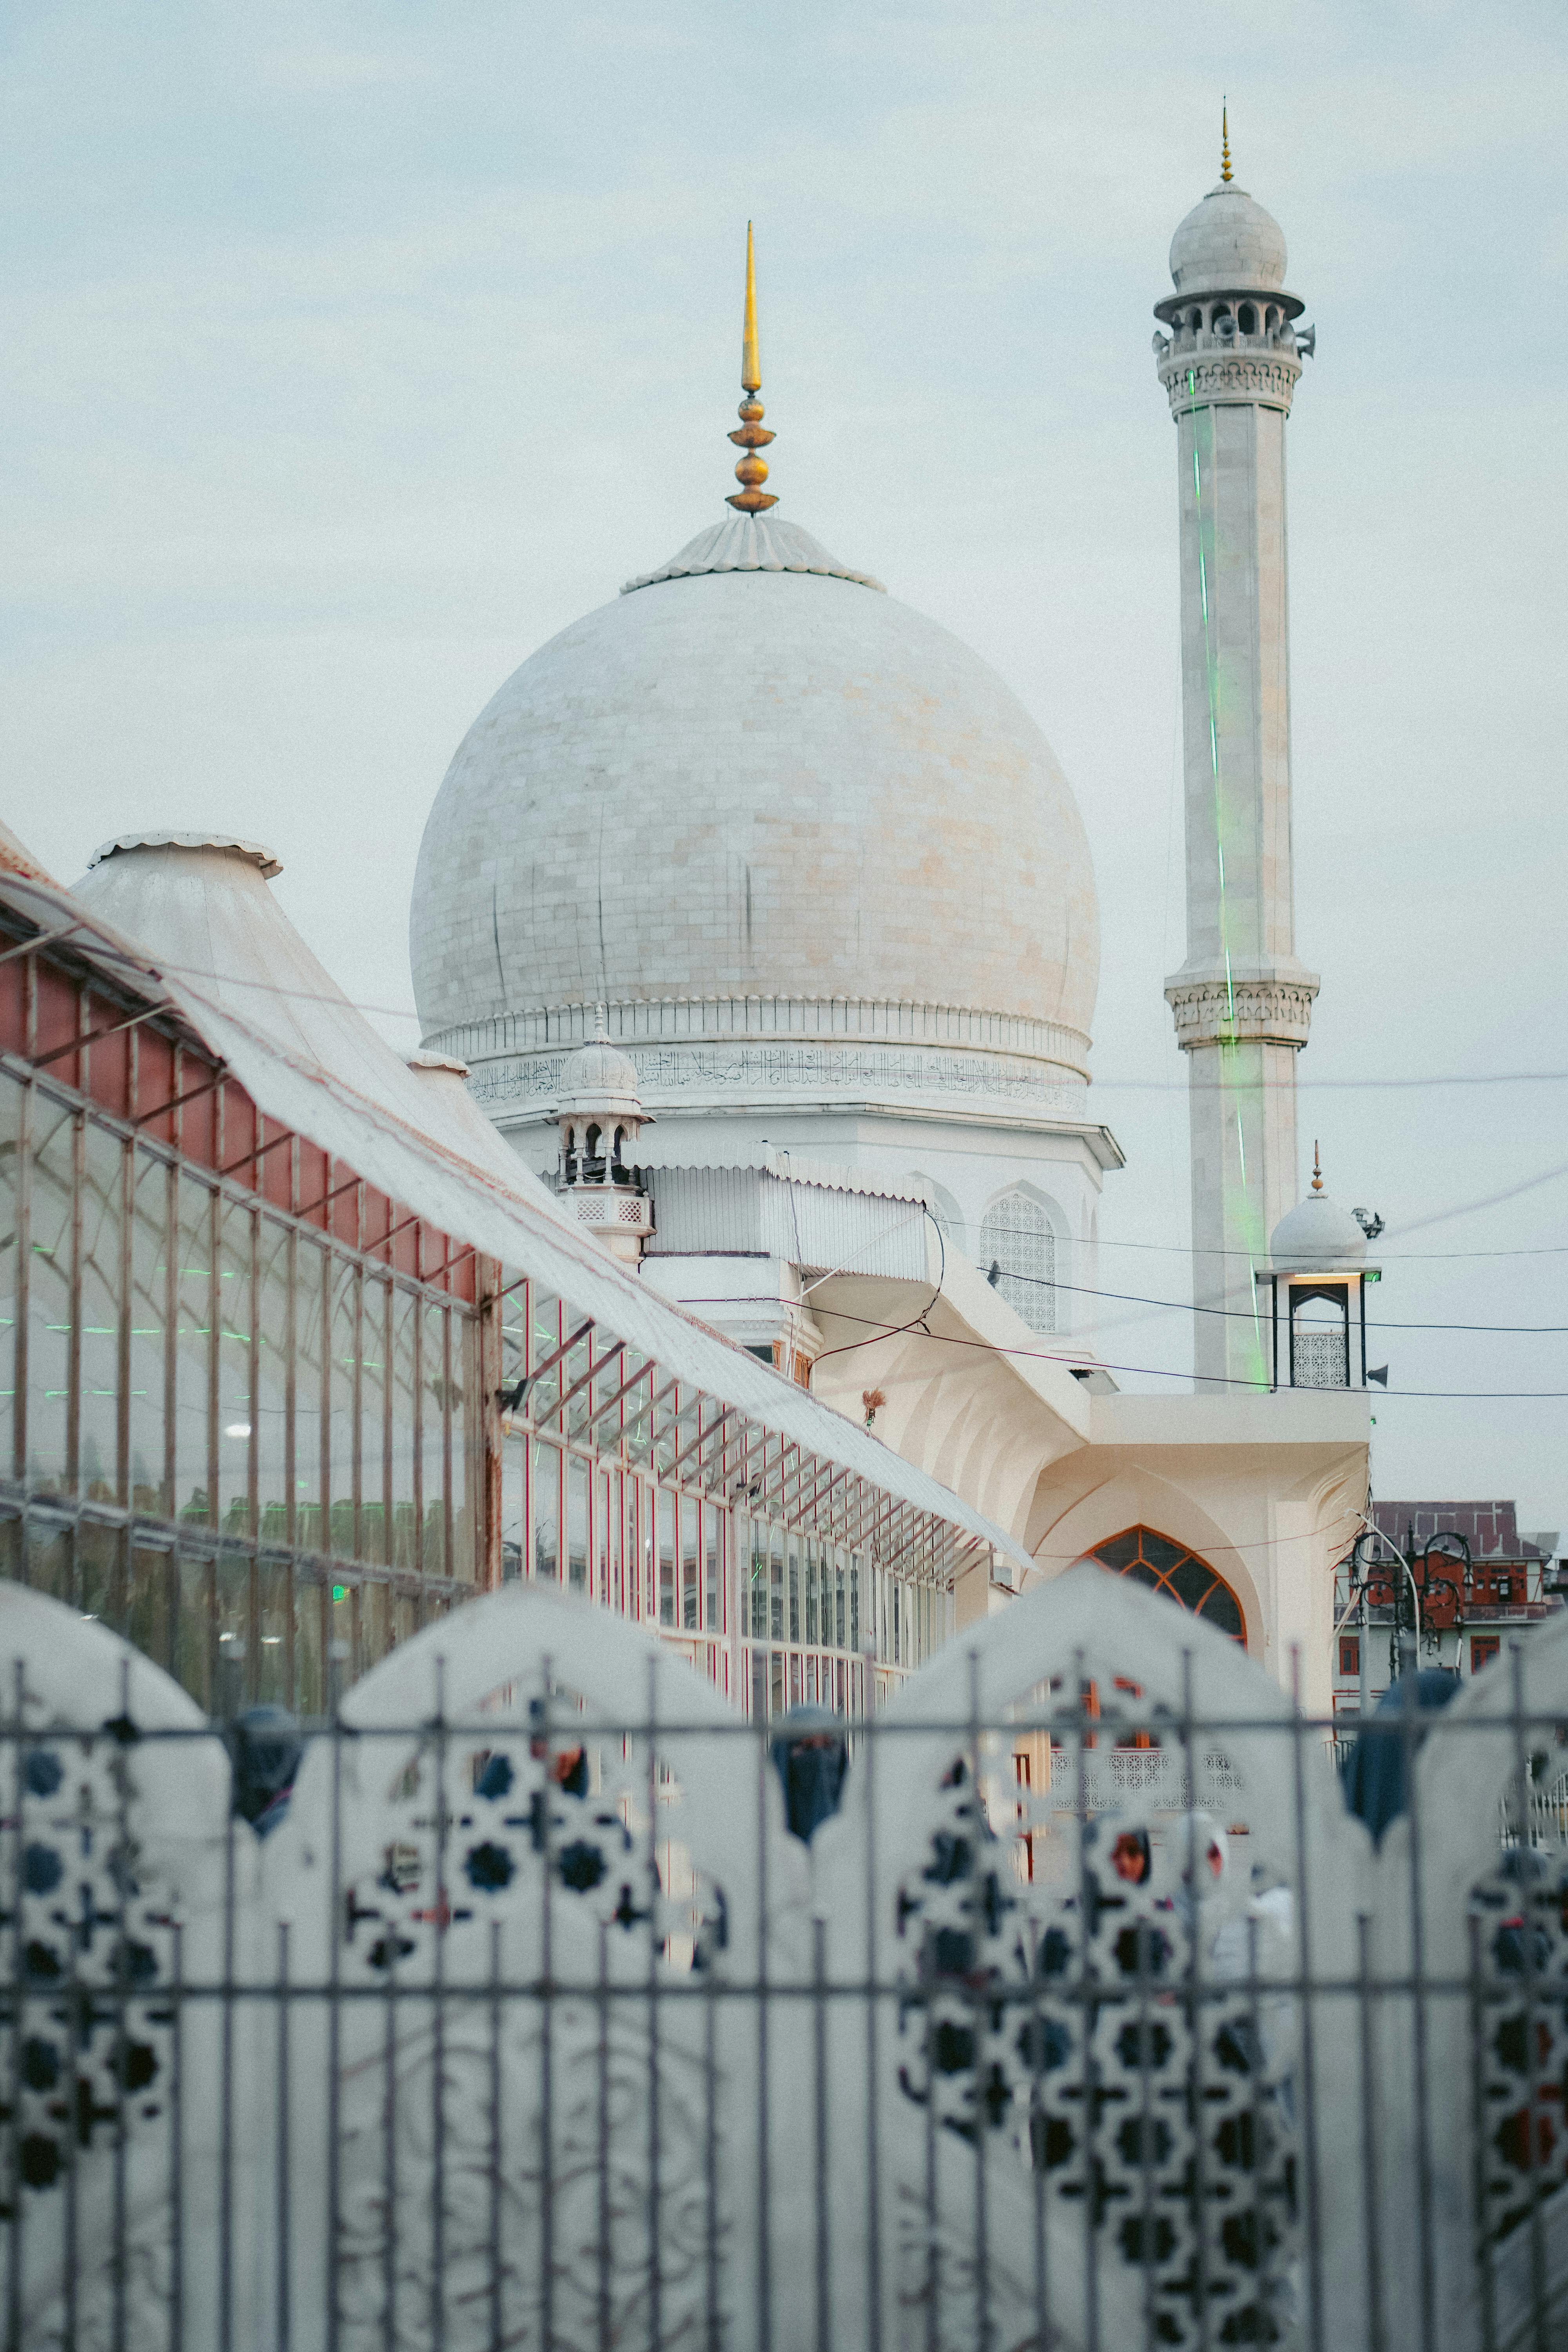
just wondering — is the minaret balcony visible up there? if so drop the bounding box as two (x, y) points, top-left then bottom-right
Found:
(568, 1184), (654, 1240)
(1165, 968), (1319, 1051)
(1154, 340), (1304, 418)
(1163, 321), (1299, 358)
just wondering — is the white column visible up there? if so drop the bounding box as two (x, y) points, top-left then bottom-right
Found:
(1156, 288), (1318, 1387)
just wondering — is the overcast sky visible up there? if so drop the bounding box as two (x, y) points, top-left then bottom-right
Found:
(2, 0), (1564, 1530)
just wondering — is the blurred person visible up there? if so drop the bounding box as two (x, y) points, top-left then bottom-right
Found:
(230, 1705), (303, 1839)
(772, 1705), (848, 1844)
(1341, 1670), (1460, 1846)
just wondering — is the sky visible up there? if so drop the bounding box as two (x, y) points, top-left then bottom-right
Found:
(1, 0), (1564, 1531)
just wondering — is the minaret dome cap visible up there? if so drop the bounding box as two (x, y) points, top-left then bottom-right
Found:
(1267, 1189), (1368, 1272)
(557, 1011), (647, 1124)
(1169, 184), (1289, 297)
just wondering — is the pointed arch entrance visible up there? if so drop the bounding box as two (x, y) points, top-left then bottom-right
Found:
(1086, 1525), (1247, 1646)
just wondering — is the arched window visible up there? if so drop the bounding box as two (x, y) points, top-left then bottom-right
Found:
(1087, 1526), (1245, 1646)
(980, 1190), (1057, 1333)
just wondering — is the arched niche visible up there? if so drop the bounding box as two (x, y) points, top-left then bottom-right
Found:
(1085, 1523), (1247, 1645)
(1027, 1468), (1266, 1656)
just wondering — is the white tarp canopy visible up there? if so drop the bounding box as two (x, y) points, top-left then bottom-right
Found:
(0, 867), (1033, 1583)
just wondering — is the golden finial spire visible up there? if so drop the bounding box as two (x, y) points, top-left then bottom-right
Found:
(1311, 1140), (1323, 1194)
(1220, 100), (1233, 183)
(727, 220), (777, 515)
(741, 219), (760, 393)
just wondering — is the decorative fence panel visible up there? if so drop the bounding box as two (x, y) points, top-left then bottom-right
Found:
(2, 1567), (1567, 2350)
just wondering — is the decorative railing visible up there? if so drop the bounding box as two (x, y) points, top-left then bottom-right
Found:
(3, 1565), (1567, 2348)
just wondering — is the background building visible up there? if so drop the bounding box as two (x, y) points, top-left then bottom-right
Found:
(1332, 1499), (1566, 1723)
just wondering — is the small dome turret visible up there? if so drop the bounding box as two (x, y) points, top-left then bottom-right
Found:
(557, 1014), (646, 1127)
(552, 1009), (653, 1266)
(1269, 1179), (1367, 1273)
(1169, 184), (1288, 297)
(1260, 1150), (1381, 1392)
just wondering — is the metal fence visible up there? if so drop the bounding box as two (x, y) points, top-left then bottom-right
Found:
(5, 1566), (1568, 2352)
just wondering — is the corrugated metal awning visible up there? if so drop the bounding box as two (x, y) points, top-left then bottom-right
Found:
(645, 1165), (930, 1281)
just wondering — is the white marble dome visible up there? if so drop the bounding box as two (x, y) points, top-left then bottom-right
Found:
(411, 514), (1100, 1113)
(1169, 184), (1289, 296)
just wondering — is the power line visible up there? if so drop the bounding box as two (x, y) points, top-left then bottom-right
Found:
(33, 907), (1568, 1262)
(796, 1306), (1568, 1400)
(20, 921), (428, 1026)
(1092, 1070), (1568, 1093)
(1394, 1159), (1568, 1237)
(1035, 1511), (1376, 1567)
(969, 1262), (1568, 1335)
(30, 922), (1568, 1096)
(978, 1150), (1568, 1263)
(1091, 1234), (1568, 1264)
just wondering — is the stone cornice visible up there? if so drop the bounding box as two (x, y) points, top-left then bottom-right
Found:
(1156, 349), (1301, 417)
(1164, 975), (1318, 1050)
(463, 1035), (1094, 1119)
(425, 994), (1093, 1080)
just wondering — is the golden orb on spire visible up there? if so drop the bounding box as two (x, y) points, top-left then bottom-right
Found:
(1220, 100), (1233, 183)
(727, 221), (778, 514)
(1311, 1140), (1323, 1194)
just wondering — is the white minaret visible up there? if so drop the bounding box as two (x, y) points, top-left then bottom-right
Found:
(1153, 120), (1319, 1388)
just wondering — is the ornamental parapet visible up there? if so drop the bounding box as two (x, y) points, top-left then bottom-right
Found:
(425, 992), (1092, 1072)
(564, 1185), (654, 1239)
(1155, 347), (1302, 417)
(1164, 973), (1318, 1051)
(464, 1036), (1094, 1125)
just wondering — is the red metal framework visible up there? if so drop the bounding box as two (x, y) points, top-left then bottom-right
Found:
(0, 913), (479, 1301)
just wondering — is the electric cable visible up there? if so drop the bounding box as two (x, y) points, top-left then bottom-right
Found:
(21, 913), (1568, 1094)
(674, 1296), (1568, 1399)
(1092, 1234), (1568, 1263)
(1091, 1070), (1568, 1092)
(976, 1146), (1568, 1259)
(12, 895), (1563, 1268)
(809, 1208), (947, 1378)
(935, 1262), (1568, 1335)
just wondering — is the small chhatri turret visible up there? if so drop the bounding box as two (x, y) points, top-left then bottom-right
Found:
(1260, 1146), (1384, 1392)
(726, 222), (778, 515)
(553, 1009), (653, 1266)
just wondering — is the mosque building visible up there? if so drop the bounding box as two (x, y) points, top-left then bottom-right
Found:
(0, 136), (1391, 1720)
(407, 156), (1375, 1711)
